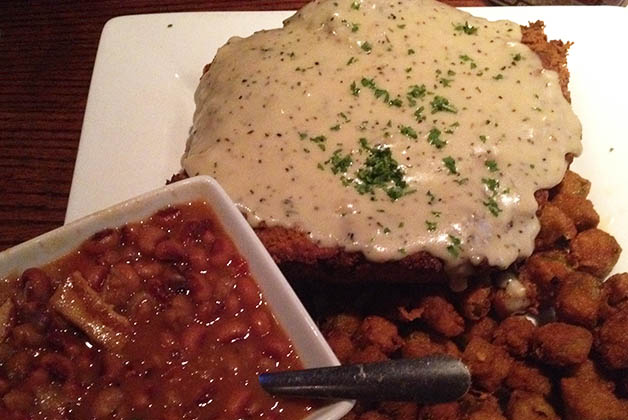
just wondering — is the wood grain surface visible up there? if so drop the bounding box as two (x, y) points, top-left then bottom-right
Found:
(0, 0), (489, 252)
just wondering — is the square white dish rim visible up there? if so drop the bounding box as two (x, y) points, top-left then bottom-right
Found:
(0, 175), (355, 420)
(66, 6), (628, 275)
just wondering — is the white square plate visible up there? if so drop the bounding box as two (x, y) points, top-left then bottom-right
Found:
(67, 7), (628, 274)
(2, 175), (355, 420)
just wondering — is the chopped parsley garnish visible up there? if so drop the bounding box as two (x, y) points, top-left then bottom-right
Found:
(298, 132), (308, 140)
(459, 54), (477, 69)
(430, 95), (457, 114)
(442, 156), (458, 174)
(482, 178), (502, 216)
(414, 106), (426, 123)
(493, 74), (504, 80)
(427, 128), (446, 149)
(406, 85), (427, 99)
(327, 149), (352, 174)
(484, 197), (502, 217)
(485, 160), (498, 172)
(512, 53), (523, 62)
(444, 121), (459, 134)
(426, 190), (436, 205)
(353, 140), (414, 200)
(400, 125), (418, 139)
(407, 48), (415, 55)
(361, 78), (376, 89)
(479, 135), (487, 143)
(425, 220), (437, 231)
(330, 124), (341, 131)
(439, 78), (453, 87)
(351, 1), (360, 10)
(482, 177), (499, 193)
(361, 41), (372, 52)
(374, 88), (390, 101)
(347, 56), (357, 65)
(447, 235), (462, 258)
(454, 21), (478, 35)
(359, 77), (403, 107)
(309, 135), (327, 151)
(350, 81), (360, 96)
(351, 23), (360, 32)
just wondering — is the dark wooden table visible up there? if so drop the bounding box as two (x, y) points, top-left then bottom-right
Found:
(0, 0), (488, 252)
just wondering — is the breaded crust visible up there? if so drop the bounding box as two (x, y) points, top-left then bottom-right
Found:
(252, 22), (574, 284)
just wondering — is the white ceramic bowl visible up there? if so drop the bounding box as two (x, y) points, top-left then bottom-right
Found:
(0, 175), (354, 420)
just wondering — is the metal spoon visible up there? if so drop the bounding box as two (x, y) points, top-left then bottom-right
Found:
(259, 355), (470, 404)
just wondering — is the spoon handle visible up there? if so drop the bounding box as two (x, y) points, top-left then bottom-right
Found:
(259, 355), (470, 403)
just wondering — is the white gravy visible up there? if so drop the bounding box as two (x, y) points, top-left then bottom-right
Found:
(182, 0), (582, 273)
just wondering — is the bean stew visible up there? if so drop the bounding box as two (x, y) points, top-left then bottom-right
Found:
(0, 201), (317, 420)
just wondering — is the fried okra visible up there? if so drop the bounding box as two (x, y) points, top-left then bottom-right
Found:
(596, 307), (628, 369)
(533, 322), (592, 366)
(493, 316), (536, 357)
(555, 271), (601, 328)
(462, 337), (513, 392)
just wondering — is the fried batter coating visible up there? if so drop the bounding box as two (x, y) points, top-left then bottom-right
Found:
(467, 406), (507, 420)
(493, 276), (538, 319)
(569, 229), (621, 279)
(533, 322), (592, 366)
(507, 390), (559, 420)
(551, 193), (599, 232)
(535, 189), (550, 209)
(520, 20), (572, 100)
(600, 273), (628, 320)
(462, 393), (506, 420)
(326, 330), (356, 363)
(535, 203), (577, 250)
(462, 337), (513, 392)
(417, 402), (460, 420)
(519, 251), (571, 304)
(464, 317), (498, 344)
(596, 307), (628, 369)
(457, 280), (493, 321)
(259, 225), (446, 283)
(505, 361), (552, 397)
(356, 316), (403, 355)
(418, 296), (465, 338)
(322, 313), (362, 336)
(401, 331), (460, 359)
(553, 170), (591, 197)
(555, 271), (601, 328)
(561, 361), (628, 420)
(493, 316), (536, 357)
(379, 402), (418, 420)
(348, 344), (389, 364)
